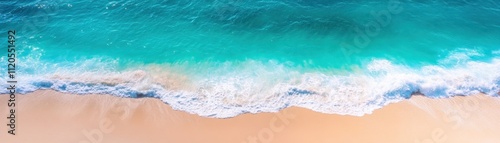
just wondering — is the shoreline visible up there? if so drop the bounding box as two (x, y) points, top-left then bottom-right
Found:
(1, 90), (500, 143)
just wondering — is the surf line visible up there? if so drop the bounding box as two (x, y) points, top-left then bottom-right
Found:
(6, 30), (17, 135)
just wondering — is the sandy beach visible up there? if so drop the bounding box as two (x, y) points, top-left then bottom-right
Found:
(1, 90), (499, 143)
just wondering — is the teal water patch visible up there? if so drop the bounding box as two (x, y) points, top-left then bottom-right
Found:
(3, 0), (499, 69)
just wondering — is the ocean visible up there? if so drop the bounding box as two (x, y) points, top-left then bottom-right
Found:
(1, 0), (499, 118)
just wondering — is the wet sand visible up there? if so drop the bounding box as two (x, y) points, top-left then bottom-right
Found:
(1, 90), (499, 143)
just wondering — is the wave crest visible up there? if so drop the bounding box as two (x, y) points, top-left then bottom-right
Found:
(1, 55), (499, 118)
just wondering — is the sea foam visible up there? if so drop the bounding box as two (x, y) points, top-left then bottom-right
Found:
(1, 50), (499, 118)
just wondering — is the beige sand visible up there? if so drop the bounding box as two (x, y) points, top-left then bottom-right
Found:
(1, 90), (499, 143)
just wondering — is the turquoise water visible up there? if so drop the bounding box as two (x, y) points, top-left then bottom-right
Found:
(1, 0), (500, 117)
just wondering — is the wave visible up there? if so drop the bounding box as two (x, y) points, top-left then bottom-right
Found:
(1, 50), (500, 118)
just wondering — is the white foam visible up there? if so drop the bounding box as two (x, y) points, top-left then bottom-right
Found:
(1, 49), (499, 118)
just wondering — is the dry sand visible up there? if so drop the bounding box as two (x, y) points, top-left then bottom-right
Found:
(1, 90), (500, 143)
